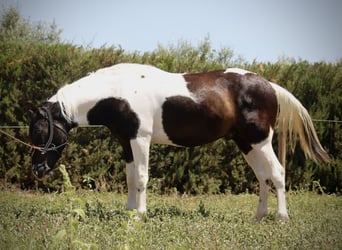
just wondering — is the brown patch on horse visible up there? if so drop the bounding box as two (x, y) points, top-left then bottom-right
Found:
(161, 70), (277, 152)
(185, 70), (278, 147)
(162, 70), (236, 146)
(184, 70), (226, 92)
(226, 72), (278, 154)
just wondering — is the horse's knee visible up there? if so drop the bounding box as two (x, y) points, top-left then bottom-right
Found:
(270, 166), (285, 190)
(130, 137), (151, 191)
(136, 172), (148, 192)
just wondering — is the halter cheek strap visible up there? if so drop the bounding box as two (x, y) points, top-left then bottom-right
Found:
(41, 106), (54, 154)
(35, 106), (69, 155)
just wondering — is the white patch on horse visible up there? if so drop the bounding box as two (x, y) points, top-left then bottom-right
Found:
(189, 84), (227, 103)
(224, 68), (256, 75)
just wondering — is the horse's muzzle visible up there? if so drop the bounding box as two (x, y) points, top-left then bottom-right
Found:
(32, 162), (52, 179)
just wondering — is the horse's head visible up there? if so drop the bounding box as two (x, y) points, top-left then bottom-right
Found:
(28, 102), (73, 179)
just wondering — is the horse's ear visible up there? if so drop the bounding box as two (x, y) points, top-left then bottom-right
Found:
(26, 102), (39, 119)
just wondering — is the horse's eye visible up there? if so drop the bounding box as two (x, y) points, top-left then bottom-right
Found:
(33, 128), (42, 135)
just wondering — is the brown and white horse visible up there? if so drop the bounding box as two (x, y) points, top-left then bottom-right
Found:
(28, 63), (329, 220)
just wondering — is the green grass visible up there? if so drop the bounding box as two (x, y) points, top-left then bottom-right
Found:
(0, 189), (341, 249)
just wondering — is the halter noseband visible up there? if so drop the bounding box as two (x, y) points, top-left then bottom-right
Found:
(35, 106), (69, 155)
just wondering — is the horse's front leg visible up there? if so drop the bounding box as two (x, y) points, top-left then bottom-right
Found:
(130, 136), (151, 214)
(126, 162), (136, 210)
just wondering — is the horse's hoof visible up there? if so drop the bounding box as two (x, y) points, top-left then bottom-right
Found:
(255, 212), (268, 222)
(277, 213), (289, 221)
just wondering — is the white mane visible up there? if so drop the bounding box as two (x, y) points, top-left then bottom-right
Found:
(49, 86), (76, 123)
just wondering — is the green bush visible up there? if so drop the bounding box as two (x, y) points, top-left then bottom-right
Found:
(0, 8), (341, 194)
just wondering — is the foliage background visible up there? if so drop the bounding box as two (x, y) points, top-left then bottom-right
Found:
(0, 8), (341, 194)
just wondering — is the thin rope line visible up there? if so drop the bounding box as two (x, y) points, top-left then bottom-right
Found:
(0, 125), (104, 129)
(78, 125), (104, 128)
(0, 119), (341, 129)
(312, 119), (342, 123)
(0, 125), (29, 129)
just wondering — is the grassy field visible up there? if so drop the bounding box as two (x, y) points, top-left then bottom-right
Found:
(0, 189), (341, 250)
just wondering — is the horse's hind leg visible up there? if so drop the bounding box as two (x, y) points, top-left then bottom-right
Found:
(242, 130), (289, 221)
(242, 149), (270, 221)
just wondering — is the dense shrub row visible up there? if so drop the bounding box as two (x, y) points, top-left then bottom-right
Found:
(1, 40), (341, 194)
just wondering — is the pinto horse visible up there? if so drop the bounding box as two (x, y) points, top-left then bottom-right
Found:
(29, 63), (329, 220)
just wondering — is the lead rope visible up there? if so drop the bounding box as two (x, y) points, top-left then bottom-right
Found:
(0, 128), (41, 151)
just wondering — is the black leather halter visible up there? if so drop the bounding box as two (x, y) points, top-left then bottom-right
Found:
(38, 106), (68, 154)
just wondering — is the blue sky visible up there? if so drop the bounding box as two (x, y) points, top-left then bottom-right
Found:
(2, 0), (342, 62)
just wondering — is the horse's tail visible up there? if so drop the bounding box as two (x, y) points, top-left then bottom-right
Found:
(270, 82), (330, 167)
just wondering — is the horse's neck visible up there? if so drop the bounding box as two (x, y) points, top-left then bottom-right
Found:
(51, 76), (120, 125)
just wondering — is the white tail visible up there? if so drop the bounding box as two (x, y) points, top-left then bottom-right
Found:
(270, 82), (330, 167)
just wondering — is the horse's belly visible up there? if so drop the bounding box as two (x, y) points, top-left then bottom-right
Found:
(151, 110), (181, 146)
